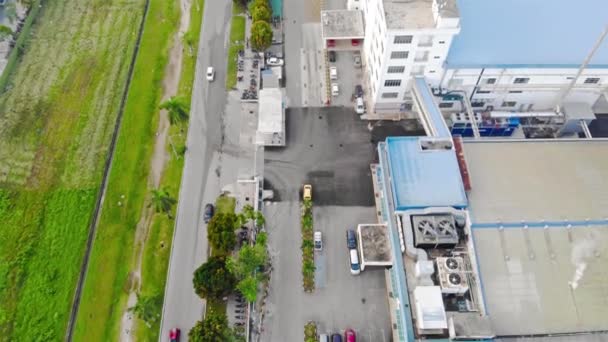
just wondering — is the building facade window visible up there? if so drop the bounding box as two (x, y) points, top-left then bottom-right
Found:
(433, 56), (441, 59)
(387, 66), (405, 73)
(584, 77), (600, 84)
(509, 90), (523, 93)
(384, 79), (401, 87)
(438, 40), (445, 44)
(501, 101), (517, 107)
(390, 51), (409, 59)
(439, 102), (454, 108)
(513, 77), (530, 84)
(393, 35), (412, 44)
(476, 90), (492, 94)
(484, 78), (497, 84)
(381, 92), (399, 99)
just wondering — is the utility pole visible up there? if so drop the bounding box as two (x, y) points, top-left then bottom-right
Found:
(555, 24), (608, 112)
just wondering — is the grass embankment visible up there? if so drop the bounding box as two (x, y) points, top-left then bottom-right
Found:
(133, 0), (206, 339)
(0, 0), (146, 339)
(301, 199), (315, 292)
(72, 0), (180, 340)
(226, 5), (246, 90)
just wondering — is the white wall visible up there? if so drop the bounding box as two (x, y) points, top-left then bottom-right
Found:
(438, 68), (608, 112)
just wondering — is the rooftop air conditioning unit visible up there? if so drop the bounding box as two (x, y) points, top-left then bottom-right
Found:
(436, 257), (469, 295)
(412, 215), (459, 248)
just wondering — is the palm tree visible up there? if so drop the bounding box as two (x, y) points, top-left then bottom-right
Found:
(159, 96), (189, 125)
(150, 188), (177, 217)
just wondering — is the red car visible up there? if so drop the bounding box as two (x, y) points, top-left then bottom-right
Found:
(344, 328), (356, 342)
(169, 328), (180, 342)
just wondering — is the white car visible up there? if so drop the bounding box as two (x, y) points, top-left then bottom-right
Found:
(331, 83), (339, 97)
(206, 67), (215, 81)
(266, 57), (284, 66)
(355, 97), (365, 114)
(329, 66), (338, 80)
(349, 249), (361, 275)
(314, 231), (322, 251)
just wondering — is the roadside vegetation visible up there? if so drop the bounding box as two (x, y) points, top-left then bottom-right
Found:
(0, 0), (147, 339)
(133, 0), (205, 340)
(250, 0), (273, 51)
(301, 199), (315, 292)
(226, 1), (246, 89)
(304, 321), (318, 342)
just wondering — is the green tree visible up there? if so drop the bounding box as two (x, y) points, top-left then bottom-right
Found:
(236, 275), (258, 302)
(159, 96), (189, 125)
(189, 310), (230, 342)
(129, 293), (162, 327)
(252, 4), (271, 22)
(238, 204), (266, 227)
(207, 212), (239, 253)
(193, 256), (236, 299)
(150, 188), (176, 217)
(250, 21), (273, 51)
(0, 25), (12, 42)
(229, 243), (267, 278)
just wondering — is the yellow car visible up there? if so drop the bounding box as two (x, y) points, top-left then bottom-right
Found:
(303, 184), (312, 201)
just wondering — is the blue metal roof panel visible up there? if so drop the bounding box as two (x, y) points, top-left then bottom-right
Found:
(386, 137), (468, 210)
(447, 0), (608, 69)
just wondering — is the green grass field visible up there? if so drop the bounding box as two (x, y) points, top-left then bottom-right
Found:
(71, 0), (180, 340)
(134, 0), (205, 340)
(0, 0), (146, 339)
(226, 14), (246, 89)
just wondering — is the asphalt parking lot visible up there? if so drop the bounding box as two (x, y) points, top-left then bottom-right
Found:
(260, 109), (420, 341)
(329, 50), (365, 108)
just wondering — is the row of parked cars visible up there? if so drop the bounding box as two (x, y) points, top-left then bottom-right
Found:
(346, 229), (360, 275)
(320, 328), (356, 342)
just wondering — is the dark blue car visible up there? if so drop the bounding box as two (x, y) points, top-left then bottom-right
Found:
(346, 229), (357, 249)
(203, 203), (214, 223)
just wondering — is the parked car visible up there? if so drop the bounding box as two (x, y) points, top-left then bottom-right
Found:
(329, 66), (338, 80)
(331, 333), (342, 342)
(329, 50), (336, 62)
(353, 55), (362, 68)
(266, 57), (284, 66)
(349, 249), (361, 275)
(203, 203), (215, 223)
(206, 67), (215, 81)
(346, 229), (357, 249)
(319, 333), (330, 342)
(355, 84), (363, 97)
(314, 231), (323, 251)
(345, 329), (356, 342)
(303, 184), (312, 201)
(355, 97), (365, 115)
(169, 328), (180, 342)
(331, 83), (339, 97)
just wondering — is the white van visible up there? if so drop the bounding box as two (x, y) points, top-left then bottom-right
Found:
(349, 249), (360, 275)
(355, 97), (365, 114)
(329, 66), (338, 80)
(319, 334), (329, 342)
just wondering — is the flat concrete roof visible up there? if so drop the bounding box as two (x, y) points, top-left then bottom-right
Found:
(383, 0), (458, 30)
(321, 10), (364, 39)
(258, 88), (283, 133)
(358, 224), (392, 264)
(463, 140), (608, 225)
(474, 226), (608, 335)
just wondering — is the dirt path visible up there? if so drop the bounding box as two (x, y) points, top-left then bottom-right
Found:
(119, 0), (192, 340)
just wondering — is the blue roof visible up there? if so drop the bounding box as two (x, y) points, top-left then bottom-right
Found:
(447, 0), (608, 69)
(385, 137), (467, 210)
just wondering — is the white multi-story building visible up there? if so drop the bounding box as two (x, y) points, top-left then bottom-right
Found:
(357, 0), (608, 115)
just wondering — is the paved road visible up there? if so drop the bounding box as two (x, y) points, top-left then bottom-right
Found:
(159, 0), (231, 340)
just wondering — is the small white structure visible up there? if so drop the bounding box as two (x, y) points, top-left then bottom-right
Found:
(256, 88), (285, 146)
(413, 286), (448, 334)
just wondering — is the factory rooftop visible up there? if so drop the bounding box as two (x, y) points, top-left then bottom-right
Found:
(320, 10), (364, 39)
(383, 0), (458, 30)
(462, 140), (608, 336)
(447, 0), (608, 68)
(385, 136), (467, 210)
